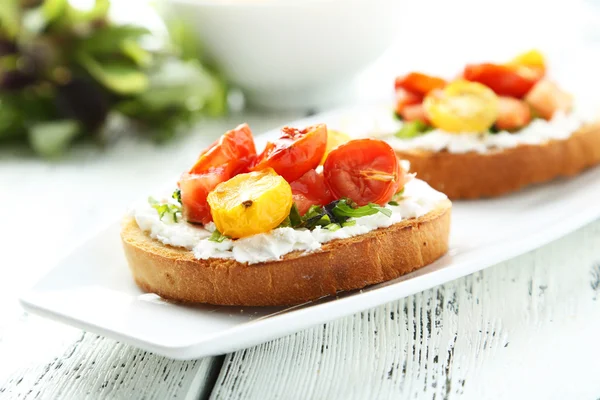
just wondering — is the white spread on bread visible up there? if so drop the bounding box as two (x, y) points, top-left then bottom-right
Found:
(343, 107), (585, 154)
(133, 178), (447, 264)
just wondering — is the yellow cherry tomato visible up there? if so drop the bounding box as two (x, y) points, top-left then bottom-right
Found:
(424, 80), (499, 133)
(507, 49), (546, 73)
(207, 168), (292, 239)
(320, 129), (352, 165)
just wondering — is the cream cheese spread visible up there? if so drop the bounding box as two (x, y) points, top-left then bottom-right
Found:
(340, 107), (586, 154)
(133, 178), (447, 264)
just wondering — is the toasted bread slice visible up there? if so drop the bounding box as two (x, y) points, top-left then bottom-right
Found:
(121, 200), (451, 306)
(395, 123), (600, 199)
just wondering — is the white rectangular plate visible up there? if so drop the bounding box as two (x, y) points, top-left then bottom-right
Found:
(20, 106), (600, 360)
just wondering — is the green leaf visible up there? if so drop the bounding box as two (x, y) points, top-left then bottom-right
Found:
(331, 200), (392, 219)
(324, 223), (341, 232)
(148, 196), (181, 223)
(28, 120), (80, 157)
(78, 53), (148, 95)
(121, 39), (152, 67)
(395, 120), (432, 139)
(278, 216), (291, 228)
(42, 0), (68, 23)
(81, 25), (150, 55)
(167, 21), (201, 61)
(209, 229), (229, 243)
(390, 188), (405, 202)
(288, 203), (302, 227)
(0, 0), (20, 38)
(172, 189), (182, 205)
(66, 0), (110, 23)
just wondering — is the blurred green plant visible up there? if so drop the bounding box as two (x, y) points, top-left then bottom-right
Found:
(0, 0), (227, 157)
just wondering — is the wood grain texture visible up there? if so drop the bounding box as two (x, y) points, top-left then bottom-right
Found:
(210, 219), (600, 400)
(2, 107), (600, 399)
(0, 316), (220, 400)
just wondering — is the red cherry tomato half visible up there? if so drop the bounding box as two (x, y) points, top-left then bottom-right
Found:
(252, 124), (327, 182)
(395, 72), (447, 96)
(395, 88), (423, 115)
(290, 169), (334, 216)
(189, 123), (256, 176)
(463, 63), (543, 98)
(179, 168), (230, 224)
(323, 139), (406, 206)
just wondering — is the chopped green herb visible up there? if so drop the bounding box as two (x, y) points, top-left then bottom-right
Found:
(388, 201), (399, 206)
(391, 188), (405, 202)
(288, 203), (302, 227)
(208, 229), (229, 243)
(304, 205), (325, 220)
(148, 196), (181, 223)
(279, 198), (393, 233)
(324, 223), (341, 232)
(278, 216), (291, 228)
(172, 188), (182, 205)
(331, 201), (391, 219)
(395, 120), (433, 139)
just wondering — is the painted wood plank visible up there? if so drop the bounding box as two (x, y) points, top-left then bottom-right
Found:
(0, 315), (220, 400)
(0, 113), (300, 400)
(210, 219), (600, 400)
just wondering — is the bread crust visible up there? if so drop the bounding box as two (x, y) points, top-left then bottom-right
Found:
(395, 123), (600, 199)
(121, 200), (451, 306)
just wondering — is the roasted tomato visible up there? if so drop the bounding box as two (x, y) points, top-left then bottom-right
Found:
(424, 80), (498, 133)
(395, 88), (423, 115)
(252, 124), (327, 182)
(207, 168), (292, 239)
(495, 96), (532, 131)
(399, 103), (430, 124)
(463, 63), (543, 98)
(524, 79), (573, 120)
(179, 168), (230, 224)
(182, 124), (257, 224)
(290, 169), (334, 216)
(320, 130), (352, 165)
(189, 123), (256, 176)
(395, 72), (447, 96)
(323, 139), (406, 206)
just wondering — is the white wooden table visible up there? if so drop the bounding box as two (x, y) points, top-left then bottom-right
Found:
(1, 107), (600, 399)
(2, 0), (600, 397)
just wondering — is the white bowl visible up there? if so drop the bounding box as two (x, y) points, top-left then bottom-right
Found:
(165, 0), (400, 110)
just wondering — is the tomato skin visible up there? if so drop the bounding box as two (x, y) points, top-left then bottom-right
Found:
(323, 139), (404, 206)
(179, 169), (230, 224)
(395, 88), (423, 115)
(190, 123), (256, 176)
(463, 63), (543, 98)
(395, 73), (447, 96)
(252, 124), (327, 182)
(524, 79), (573, 120)
(290, 169), (334, 216)
(495, 96), (532, 131)
(399, 103), (430, 124)
(424, 81), (498, 133)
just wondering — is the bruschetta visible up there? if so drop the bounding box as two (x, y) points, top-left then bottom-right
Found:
(121, 124), (451, 306)
(373, 50), (600, 199)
